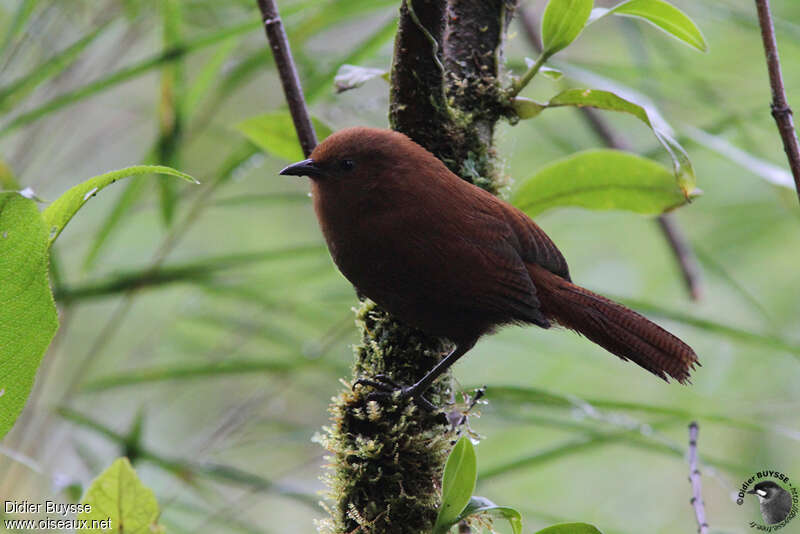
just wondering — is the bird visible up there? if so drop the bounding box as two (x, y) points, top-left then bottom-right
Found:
(280, 127), (699, 406)
(747, 481), (793, 525)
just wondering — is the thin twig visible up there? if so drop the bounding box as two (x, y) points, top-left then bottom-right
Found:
(687, 422), (709, 534)
(656, 215), (703, 300)
(518, 5), (703, 300)
(754, 0), (800, 203)
(255, 0), (317, 156)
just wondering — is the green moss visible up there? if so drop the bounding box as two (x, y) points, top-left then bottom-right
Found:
(316, 300), (456, 534)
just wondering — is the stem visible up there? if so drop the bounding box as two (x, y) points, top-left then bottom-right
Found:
(656, 215), (703, 300)
(508, 52), (548, 98)
(687, 422), (710, 534)
(754, 0), (800, 203)
(255, 0), (317, 157)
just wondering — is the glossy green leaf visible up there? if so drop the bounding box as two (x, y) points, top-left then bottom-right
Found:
(544, 88), (696, 196)
(541, 0), (594, 55)
(593, 0), (706, 52)
(535, 523), (603, 534)
(42, 165), (197, 247)
(457, 496), (522, 534)
(512, 149), (691, 217)
(78, 457), (164, 533)
(0, 193), (58, 441)
(236, 112), (333, 162)
(433, 437), (477, 533)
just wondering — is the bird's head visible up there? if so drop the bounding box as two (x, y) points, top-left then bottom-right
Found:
(279, 127), (441, 188)
(748, 481), (784, 501)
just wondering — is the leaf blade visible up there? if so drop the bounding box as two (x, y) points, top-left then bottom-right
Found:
(610, 0), (707, 52)
(512, 149), (690, 217)
(42, 165), (197, 247)
(434, 437), (478, 533)
(541, 88), (697, 196)
(541, 0), (595, 55)
(236, 112), (333, 162)
(0, 193), (58, 441)
(78, 457), (164, 533)
(457, 496), (522, 534)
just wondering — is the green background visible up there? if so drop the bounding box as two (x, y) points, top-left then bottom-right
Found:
(1, 0), (798, 532)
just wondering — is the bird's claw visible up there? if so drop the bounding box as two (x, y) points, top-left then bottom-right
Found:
(352, 374), (400, 392)
(353, 376), (437, 412)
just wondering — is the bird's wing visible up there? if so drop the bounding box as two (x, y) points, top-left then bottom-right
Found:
(500, 201), (571, 281)
(451, 204), (549, 327)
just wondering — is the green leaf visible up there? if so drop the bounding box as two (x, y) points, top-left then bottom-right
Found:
(236, 112), (333, 162)
(512, 97), (546, 119)
(541, 0), (594, 55)
(0, 193), (58, 441)
(535, 523), (603, 534)
(539, 88), (696, 196)
(78, 457), (164, 533)
(595, 0), (706, 52)
(457, 496), (522, 534)
(512, 149), (691, 217)
(433, 437), (477, 534)
(42, 165), (197, 247)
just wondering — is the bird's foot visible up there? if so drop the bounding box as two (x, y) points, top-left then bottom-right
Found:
(352, 375), (436, 412)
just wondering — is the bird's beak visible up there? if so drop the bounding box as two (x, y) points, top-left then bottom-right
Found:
(279, 158), (321, 178)
(747, 489), (756, 494)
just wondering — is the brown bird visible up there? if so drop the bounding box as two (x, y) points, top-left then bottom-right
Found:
(280, 127), (698, 405)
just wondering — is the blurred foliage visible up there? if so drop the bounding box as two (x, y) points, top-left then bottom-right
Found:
(0, 0), (799, 533)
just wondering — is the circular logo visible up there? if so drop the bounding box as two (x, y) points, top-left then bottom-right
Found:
(736, 470), (798, 530)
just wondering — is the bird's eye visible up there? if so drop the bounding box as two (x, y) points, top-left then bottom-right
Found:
(339, 159), (355, 171)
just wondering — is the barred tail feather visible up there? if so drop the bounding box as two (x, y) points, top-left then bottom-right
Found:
(530, 264), (699, 383)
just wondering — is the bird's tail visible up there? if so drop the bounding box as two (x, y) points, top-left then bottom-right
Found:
(529, 264), (698, 383)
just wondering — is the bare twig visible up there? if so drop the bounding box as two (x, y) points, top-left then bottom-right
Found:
(518, 5), (703, 300)
(754, 0), (800, 202)
(657, 215), (703, 300)
(688, 422), (709, 534)
(255, 0), (317, 156)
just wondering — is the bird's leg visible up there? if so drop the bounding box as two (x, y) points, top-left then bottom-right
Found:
(353, 340), (476, 411)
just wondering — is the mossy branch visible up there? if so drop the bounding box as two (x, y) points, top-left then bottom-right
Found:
(318, 1), (519, 533)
